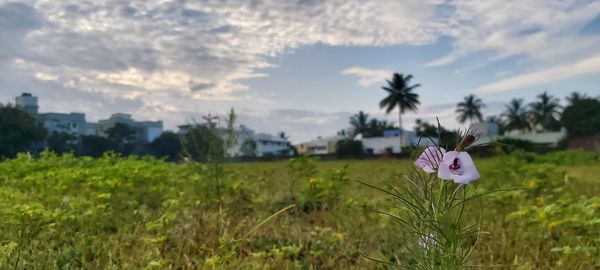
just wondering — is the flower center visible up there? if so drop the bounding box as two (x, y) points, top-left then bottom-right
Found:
(449, 158), (461, 170)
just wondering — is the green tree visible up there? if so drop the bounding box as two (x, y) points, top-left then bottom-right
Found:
(349, 111), (370, 138)
(529, 91), (562, 131)
(456, 94), (485, 124)
(335, 139), (364, 159)
(379, 73), (421, 146)
(182, 125), (224, 162)
(106, 123), (137, 155)
(148, 131), (182, 161)
(565, 91), (589, 106)
(0, 105), (46, 158)
(47, 131), (77, 154)
(562, 97), (600, 137)
(502, 98), (530, 133)
(77, 135), (115, 157)
(365, 119), (395, 137)
(240, 139), (257, 157)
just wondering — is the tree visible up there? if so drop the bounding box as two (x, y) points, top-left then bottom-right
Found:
(106, 123), (137, 155)
(529, 91), (562, 131)
(47, 131), (77, 154)
(148, 131), (182, 161)
(365, 119), (395, 137)
(562, 97), (600, 137)
(566, 91), (589, 106)
(335, 139), (364, 159)
(181, 125), (224, 162)
(414, 119), (459, 149)
(456, 94), (485, 124)
(240, 139), (257, 157)
(0, 105), (46, 159)
(77, 135), (115, 157)
(379, 73), (421, 147)
(349, 111), (370, 138)
(502, 98), (530, 133)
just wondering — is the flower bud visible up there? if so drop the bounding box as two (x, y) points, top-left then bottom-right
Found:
(456, 134), (477, 151)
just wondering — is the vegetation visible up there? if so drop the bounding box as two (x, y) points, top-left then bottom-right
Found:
(529, 91), (562, 132)
(456, 94), (485, 124)
(0, 150), (598, 269)
(561, 96), (600, 137)
(0, 105), (46, 159)
(379, 73), (421, 145)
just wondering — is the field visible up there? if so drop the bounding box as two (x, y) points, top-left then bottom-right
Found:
(0, 151), (599, 269)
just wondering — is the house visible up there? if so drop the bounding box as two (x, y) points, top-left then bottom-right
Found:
(472, 121), (566, 147)
(295, 135), (345, 155)
(179, 124), (291, 157)
(360, 129), (436, 155)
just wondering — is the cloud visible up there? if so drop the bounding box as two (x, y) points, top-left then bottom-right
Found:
(340, 67), (392, 87)
(426, 0), (600, 67)
(477, 55), (600, 94)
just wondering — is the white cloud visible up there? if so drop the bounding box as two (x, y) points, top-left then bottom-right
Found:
(340, 67), (393, 87)
(477, 55), (600, 94)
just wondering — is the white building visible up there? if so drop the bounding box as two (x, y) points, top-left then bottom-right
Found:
(94, 113), (163, 142)
(360, 129), (435, 155)
(14, 93), (163, 142)
(179, 124), (291, 157)
(472, 121), (567, 147)
(15, 93), (87, 136)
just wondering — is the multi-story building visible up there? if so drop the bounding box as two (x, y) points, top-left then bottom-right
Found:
(14, 93), (163, 142)
(95, 113), (163, 143)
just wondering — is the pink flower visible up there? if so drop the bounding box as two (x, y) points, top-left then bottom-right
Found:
(437, 151), (480, 184)
(414, 147), (446, 173)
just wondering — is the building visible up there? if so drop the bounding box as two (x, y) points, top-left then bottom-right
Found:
(472, 121), (567, 147)
(360, 129), (435, 155)
(15, 93), (39, 114)
(295, 135), (345, 155)
(95, 113), (163, 142)
(15, 93), (87, 136)
(179, 124), (291, 157)
(41, 112), (87, 136)
(14, 93), (163, 142)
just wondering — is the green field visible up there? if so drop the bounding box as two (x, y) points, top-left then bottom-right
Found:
(0, 151), (599, 269)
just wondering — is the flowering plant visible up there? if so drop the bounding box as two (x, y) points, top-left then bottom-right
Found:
(360, 128), (485, 269)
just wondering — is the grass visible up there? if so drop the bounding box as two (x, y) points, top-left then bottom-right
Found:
(0, 151), (598, 269)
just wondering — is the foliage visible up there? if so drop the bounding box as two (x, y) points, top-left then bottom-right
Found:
(147, 131), (182, 161)
(77, 135), (115, 157)
(495, 138), (540, 153)
(0, 105), (46, 159)
(240, 139), (257, 157)
(336, 139), (364, 159)
(456, 94), (485, 124)
(502, 98), (530, 133)
(0, 151), (597, 268)
(561, 97), (600, 137)
(181, 125), (224, 162)
(379, 73), (421, 146)
(46, 131), (77, 154)
(529, 91), (562, 132)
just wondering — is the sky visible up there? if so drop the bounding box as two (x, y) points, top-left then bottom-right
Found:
(1, 0), (600, 143)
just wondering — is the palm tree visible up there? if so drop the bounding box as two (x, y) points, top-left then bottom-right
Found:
(349, 111), (369, 138)
(379, 73), (421, 147)
(566, 91), (589, 106)
(502, 98), (530, 133)
(529, 91), (562, 131)
(456, 94), (485, 124)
